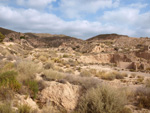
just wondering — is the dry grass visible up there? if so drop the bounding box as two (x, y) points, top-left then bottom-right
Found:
(38, 55), (48, 62)
(145, 78), (150, 87)
(16, 60), (42, 81)
(43, 60), (54, 70)
(43, 69), (65, 81)
(136, 87), (150, 109)
(65, 74), (101, 89)
(95, 71), (127, 81)
(75, 85), (127, 113)
(0, 62), (15, 73)
(0, 103), (14, 113)
(41, 103), (66, 113)
(18, 104), (31, 113)
(80, 69), (93, 77)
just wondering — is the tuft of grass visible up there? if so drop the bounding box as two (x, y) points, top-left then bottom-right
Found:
(44, 61), (54, 70)
(18, 104), (31, 113)
(38, 55), (48, 62)
(136, 87), (150, 109)
(0, 87), (14, 101)
(80, 69), (92, 77)
(95, 71), (126, 81)
(76, 85), (127, 113)
(0, 62), (15, 73)
(25, 80), (39, 99)
(145, 78), (150, 87)
(41, 103), (66, 113)
(43, 69), (65, 81)
(17, 60), (42, 81)
(0, 103), (14, 113)
(0, 32), (5, 42)
(0, 71), (21, 92)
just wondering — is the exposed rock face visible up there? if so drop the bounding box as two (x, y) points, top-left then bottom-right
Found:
(39, 81), (81, 111)
(20, 39), (34, 50)
(79, 54), (113, 64)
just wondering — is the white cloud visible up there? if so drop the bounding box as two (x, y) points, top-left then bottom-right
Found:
(100, 8), (139, 25)
(16, 0), (56, 9)
(0, 1), (150, 39)
(58, 0), (120, 18)
(129, 3), (148, 9)
(0, 5), (104, 39)
(100, 5), (150, 37)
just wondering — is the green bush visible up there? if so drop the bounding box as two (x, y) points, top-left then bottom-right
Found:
(20, 36), (25, 39)
(0, 71), (21, 91)
(0, 32), (5, 42)
(25, 80), (39, 99)
(76, 85), (127, 113)
(18, 104), (31, 113)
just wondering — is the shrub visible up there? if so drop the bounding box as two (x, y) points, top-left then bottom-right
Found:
(25, 80), (39, 99)
(100, 72), (116, 81)
(18, 104), (31, 113)
(0, 62), (15, 72)
(65, 74), (101, 89)
(9, 37), (14, 41)
(17, 60), (42, 81)
(145, 78), (150, 87)
(63, 54), (69, 58)
(43, 69), (65, 81)
(0, 87), (14, 101)
(0, 32), (5, 42)
(0, 71), (21, 91)
(20, 36), (25, 39)
(96, 71), (126, 81)
(0, 103), (14, 113)
(41, 103), (66, 113)
(44, 61), (54, 70)
(38, 55), (47, 62)
(76, 85), (127, 113)
(80, 70), (92, 77)
(136, 87), (150, 109)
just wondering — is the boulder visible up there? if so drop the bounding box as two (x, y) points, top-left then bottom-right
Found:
(39, 81), (81, 111)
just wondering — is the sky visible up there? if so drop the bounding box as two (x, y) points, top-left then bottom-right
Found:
(0, 0), (150, 39)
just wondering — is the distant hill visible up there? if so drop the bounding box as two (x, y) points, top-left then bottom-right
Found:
(0, 27), (16, 35)
(87, 34), (129, 41)
(1, 27), (150, 50)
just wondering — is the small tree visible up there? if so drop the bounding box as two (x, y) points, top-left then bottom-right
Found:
(0, 32), (5, 42)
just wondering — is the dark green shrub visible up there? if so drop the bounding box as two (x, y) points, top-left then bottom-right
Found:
(0, 71), (21, 91)
(25, 80), (39, 99)
(20, 36), (25, 39)
(76, 85), (127, 113)
(9, 38), (14, 41)
(0, 32), (5, 42)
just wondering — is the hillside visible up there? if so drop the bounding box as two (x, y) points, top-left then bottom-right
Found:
(0, 27), (16, 35)
(0, 27), (150, 112)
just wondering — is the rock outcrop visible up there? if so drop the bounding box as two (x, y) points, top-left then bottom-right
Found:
(39, 81), (81, 111)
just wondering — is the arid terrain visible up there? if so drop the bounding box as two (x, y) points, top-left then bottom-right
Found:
(0, 27), (150, 113)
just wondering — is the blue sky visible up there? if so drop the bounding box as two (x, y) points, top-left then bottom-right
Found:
(0, 0), (150, 39)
